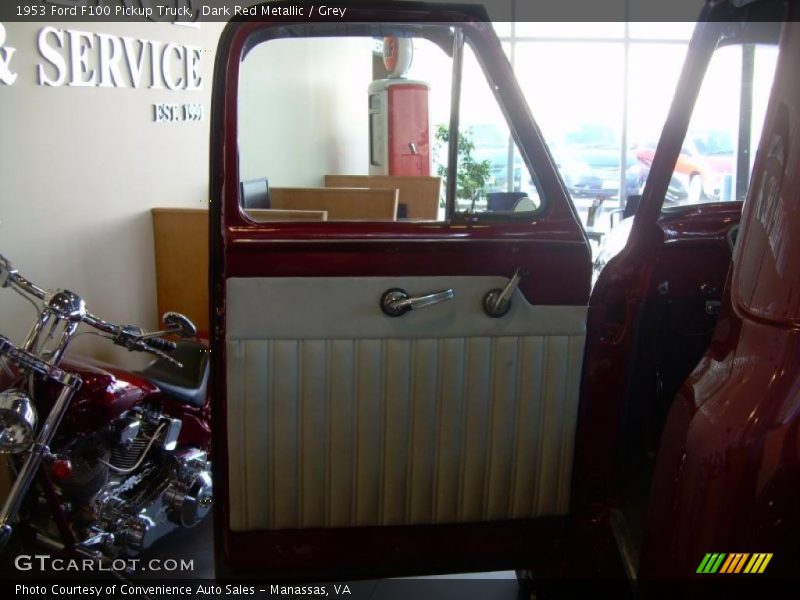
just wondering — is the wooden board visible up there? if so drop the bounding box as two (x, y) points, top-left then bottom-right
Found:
(152, 188), (397, 334)
(151, 208), (209, 336)
(324, 175), (440, 220)
(245, 208), (328, 221)
(270, 187), (398, 220)
(151, 190), (396, 340)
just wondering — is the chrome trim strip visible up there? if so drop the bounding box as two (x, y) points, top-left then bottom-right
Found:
(446, 27), (464, 221)
(662, 236), (727, 245)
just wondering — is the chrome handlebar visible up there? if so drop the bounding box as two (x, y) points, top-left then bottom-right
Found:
(0, 261), (47, 302)
(0, 255), (183, 367)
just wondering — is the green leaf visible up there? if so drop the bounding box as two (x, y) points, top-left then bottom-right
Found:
(432, 125), (491, 205)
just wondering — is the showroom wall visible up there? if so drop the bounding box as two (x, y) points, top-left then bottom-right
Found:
(239, 37), (371, 186)
(0, 20), (226, 366)
(0, 10), (517, 367)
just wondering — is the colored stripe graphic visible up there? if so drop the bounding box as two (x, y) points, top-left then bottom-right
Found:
(696, 554), (712, 574)
(744, 553), (773, 574)
(719, 554), (735, 573)
(744, 554), (759, 573)
(709, 553), (726, 573)
(720, 554), (735, 573)
(733, 553), (750, 573)
(758, 554), (773, 573)
(698, 552), (773, 574)
(720, 553), (748, 573)
(697, 553), (727, 573)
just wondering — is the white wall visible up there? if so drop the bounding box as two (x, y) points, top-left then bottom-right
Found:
(238, 36), (371, 186)
(0, 21), (224, 367)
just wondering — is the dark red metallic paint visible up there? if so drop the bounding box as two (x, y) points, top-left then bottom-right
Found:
(42, 357), (212, 451)
(571, 14), (736, 515)
(640, 10), (800, 578)
(50, 357), (158, 431)
(162, 397), (213, 450)
(570, 2), (790, 580)
(572, 204), (739, 514)
(660, 202), (742, 242)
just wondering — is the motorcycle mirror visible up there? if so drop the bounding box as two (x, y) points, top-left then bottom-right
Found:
(162, 312), (197, 338)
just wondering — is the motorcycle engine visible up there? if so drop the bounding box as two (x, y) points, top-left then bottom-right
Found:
(54, 408), (212, 557)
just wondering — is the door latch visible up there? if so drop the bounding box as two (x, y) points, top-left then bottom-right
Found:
(483, 268), (528, 318)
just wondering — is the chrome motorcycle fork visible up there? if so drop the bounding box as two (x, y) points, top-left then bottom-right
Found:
(0, 374), (81, 549)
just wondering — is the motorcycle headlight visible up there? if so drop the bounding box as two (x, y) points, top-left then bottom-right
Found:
(0, 390), (37, 454)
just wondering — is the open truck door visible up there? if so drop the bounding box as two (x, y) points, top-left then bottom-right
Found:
(209, 3), (591, 578)
(640, 0), (800, 579)
(208, 0), (791, 582)
(575, 0), (786, 578)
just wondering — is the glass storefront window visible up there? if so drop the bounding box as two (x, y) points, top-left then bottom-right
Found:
(514, 41), (625, 229)
(628, 22), (694, 41)
(628, 43), (688, 148)
(515, 22), (626, 39)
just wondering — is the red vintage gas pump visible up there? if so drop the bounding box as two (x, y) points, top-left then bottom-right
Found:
(368, 37), (430, 176)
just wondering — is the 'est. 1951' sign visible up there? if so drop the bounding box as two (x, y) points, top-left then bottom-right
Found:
(153, 102), (203, 123)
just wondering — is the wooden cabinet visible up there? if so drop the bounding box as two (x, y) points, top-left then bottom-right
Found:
(151, 208), (209, 336)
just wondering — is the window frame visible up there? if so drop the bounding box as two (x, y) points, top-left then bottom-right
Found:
(236, 22), (551, 226)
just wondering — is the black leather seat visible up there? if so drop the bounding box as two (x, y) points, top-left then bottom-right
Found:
(137, 341), (209, 408)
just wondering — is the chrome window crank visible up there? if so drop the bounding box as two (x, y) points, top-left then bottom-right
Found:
(484, 268), (528, 318)
(380, 288), (454, 317)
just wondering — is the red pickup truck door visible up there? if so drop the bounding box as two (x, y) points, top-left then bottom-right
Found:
(572, 3), (784, 559)
(209, 6), (591, 578)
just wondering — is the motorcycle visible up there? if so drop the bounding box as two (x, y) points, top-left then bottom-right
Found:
(0, 254), (212, 565)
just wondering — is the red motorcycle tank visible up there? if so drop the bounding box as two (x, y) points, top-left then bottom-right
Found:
(40, 356), (160, 432)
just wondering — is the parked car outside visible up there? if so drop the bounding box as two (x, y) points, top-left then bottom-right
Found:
(557, 145), (645, 199)
(635, 130), (734, 203)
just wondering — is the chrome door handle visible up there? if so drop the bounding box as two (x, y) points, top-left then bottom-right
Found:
(380, 287), (454, 317)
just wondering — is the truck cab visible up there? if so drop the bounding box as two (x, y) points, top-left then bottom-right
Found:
(208, 0), (797, 583)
